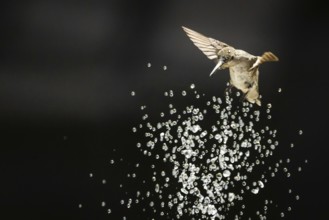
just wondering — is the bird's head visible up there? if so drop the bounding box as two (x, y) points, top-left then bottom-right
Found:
(217, 47), (236, 68)
(209, 47), (236, 76)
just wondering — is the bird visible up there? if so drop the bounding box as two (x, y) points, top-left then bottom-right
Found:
(182, 26), (279, 106)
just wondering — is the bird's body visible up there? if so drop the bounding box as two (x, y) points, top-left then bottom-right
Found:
(182, 26), (279, 106)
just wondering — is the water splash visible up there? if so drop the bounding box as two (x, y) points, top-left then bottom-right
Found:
(81, 80), (306, 219)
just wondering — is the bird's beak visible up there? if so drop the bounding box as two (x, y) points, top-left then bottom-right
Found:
(255, 99), (261, 106)
(209, 58), (223, 76)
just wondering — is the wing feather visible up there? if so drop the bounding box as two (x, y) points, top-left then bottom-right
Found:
(182, 26), (230, 60)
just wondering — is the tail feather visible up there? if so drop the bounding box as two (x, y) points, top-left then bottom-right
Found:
(249, 52), (279, 71)
(259, 52), (279, 63)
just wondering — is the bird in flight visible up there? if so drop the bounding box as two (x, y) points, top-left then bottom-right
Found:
(182, 26), (279, 106)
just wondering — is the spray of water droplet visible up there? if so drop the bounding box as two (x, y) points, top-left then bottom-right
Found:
(82, 78), (306, 219)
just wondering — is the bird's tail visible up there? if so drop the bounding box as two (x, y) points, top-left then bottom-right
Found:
(249, 52), (279, 71)
(259, 52), (279, 63)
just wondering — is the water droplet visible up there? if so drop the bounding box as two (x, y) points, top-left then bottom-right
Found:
(147, 63), (151, 67)
(190, 84), (195, 89)
(251, 188), (259, 194)
(163, 65), (167, 70)
(223, 170), (231, 177)
(228, 192), (235, 202)
(131, 91), (136, 96)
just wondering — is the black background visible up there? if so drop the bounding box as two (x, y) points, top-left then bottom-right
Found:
(1, 0), (328, 219)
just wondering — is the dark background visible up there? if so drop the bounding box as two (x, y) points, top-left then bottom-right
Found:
(1, 0), (328, 219)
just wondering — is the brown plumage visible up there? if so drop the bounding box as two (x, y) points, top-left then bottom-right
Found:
(182, 26), (279, 106)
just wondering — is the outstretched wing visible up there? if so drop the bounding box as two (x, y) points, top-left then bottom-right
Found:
(182, 26), (230, 60)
